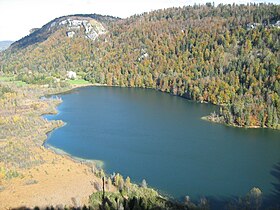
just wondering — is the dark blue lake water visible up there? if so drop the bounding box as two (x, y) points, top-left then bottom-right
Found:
(44, 86), (280, 205)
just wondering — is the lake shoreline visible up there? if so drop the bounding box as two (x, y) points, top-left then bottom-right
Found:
(43, 142), (104, 169)
(42, 83), (107, 168)
(201, 116), (263, 129)
(0, 82), (118, 209)
(201, 115), (280, 130)
(55, 82), (280, 131)
(44, 83), (280, 198)
(1, 81), (278, 209)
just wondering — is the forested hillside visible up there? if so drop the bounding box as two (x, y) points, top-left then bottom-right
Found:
(0, 3), (279, 129)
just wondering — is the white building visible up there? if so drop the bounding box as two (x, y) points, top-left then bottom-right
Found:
(67, 71), (77, 79)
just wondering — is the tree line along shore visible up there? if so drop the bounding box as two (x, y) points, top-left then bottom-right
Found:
(0, 3), (279, 209)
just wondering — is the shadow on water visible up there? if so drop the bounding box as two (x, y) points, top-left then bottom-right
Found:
(263, 161), (280, 209)
(204, 161), (280, 210)
(17, 163), (278, 210)
(10, 168), (280, 210)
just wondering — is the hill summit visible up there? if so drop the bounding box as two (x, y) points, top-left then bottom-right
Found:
(1, 4), (280, 130)
(9, 14), (118, 50)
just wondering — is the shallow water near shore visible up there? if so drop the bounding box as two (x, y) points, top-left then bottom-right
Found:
(44, 86), (280, 204)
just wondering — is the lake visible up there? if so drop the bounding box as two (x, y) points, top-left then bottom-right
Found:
(44, 86), (280, 205)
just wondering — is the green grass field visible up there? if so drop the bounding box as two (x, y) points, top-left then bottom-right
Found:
(67, 79), (90, 85)
(0, 76), (15, 81)
(15, 81), (27, 86)
(0, 76), (27, 86)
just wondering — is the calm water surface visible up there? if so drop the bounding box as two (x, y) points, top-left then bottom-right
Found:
(44, 86), (280, 202)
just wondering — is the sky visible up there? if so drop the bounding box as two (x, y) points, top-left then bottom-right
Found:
(0, 0), (279, 41)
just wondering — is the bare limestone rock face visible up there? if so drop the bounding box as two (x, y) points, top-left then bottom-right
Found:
(54, 17), (106, 40)
(9, 14), (117, 50)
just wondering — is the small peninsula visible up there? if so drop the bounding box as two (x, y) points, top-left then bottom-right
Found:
(0, 2), (279, 210)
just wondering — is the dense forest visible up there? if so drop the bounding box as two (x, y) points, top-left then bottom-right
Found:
(0, 3), (279, 129)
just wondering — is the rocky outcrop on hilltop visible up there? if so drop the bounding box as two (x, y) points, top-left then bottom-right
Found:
(59, 18), (106, 40)
(9, 14), (118, 50)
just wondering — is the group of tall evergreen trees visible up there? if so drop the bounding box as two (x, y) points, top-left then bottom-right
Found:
(0, 3), (279, 129)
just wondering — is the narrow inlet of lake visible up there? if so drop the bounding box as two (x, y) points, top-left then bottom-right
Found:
(44, 86), (280, 205)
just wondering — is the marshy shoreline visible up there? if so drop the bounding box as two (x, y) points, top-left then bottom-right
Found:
(0, 81), (278, 209)
(0, 82), (112, 209)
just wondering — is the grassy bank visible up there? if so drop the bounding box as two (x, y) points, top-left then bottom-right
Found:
(0, 78), (169, 209)
(0, 78), (108, 208)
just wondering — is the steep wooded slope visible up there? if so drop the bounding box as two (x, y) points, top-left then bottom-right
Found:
(1, 4), (279, 129)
